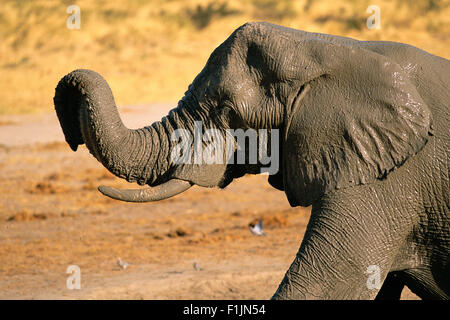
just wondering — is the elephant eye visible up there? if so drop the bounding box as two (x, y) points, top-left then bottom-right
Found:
(215, 100), (232, 115)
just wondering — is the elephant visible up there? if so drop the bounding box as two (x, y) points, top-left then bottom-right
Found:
(53, 22), (449, 299)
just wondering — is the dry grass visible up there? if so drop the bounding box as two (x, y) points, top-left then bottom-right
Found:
(0, 0), (449, 115)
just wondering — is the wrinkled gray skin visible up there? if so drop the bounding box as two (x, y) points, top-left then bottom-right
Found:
(54, 22), (449, 299)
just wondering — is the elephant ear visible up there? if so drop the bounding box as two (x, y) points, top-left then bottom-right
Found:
(281, 40), (433, 206)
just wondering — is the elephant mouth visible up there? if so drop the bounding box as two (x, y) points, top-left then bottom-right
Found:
(98, 179), (193, 202)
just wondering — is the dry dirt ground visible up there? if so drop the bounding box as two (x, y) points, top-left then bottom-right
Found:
(0, 105), (418, 299)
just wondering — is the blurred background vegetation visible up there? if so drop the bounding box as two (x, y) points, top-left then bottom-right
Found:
(0, 0), (449, 114)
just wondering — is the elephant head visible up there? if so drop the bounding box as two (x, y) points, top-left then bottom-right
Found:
(54, 22), (432, 205)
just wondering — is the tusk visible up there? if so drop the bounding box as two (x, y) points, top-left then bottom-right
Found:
(98, 179), (193, 202)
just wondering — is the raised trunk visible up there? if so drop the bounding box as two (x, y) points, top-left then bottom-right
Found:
(54, 69), (171, 186)
(53, 69), (198, 204)
(54, 69), (228, 201)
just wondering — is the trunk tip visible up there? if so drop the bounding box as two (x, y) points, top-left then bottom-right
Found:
(68, 141), (78, 151)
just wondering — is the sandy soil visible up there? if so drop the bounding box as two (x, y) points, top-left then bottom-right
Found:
(0, 105), (418, 300)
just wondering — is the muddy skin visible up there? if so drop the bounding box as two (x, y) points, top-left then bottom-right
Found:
(54, 22), (449, 299)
